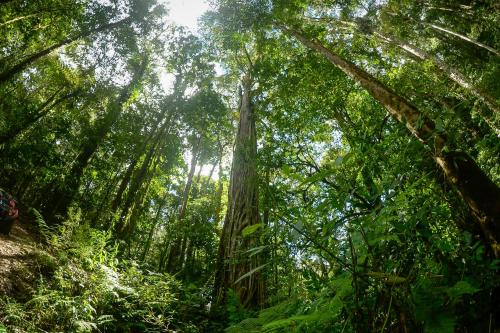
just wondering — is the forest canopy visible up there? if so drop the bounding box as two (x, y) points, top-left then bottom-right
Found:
(0, 0), (499, 332)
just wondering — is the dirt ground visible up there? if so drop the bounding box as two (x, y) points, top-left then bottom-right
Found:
(0, 222), (41, 298)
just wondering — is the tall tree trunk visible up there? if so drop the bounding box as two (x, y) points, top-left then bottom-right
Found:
(123, 160), (158, 245)
(165, 139), (201, 273)
(195, 163), (204, 185)
(214, 158), (224, 223)
(284, 27), (500, 257)
(0, 16), (133, 85)
(140, 193), (168, 261)
(313, 17), (499, 115)
(370, 31), (500, 116)
(114, 141), (158, 238)
(206, 161), (217, 183)
(107, 105), (171, 219)
(384, 11), (500, 57)
(89, 167), (122, 227)
(0, 14), (38, 28)
(213, 75), (266, 309)
(0, 6), (75, 28)
(41, 55), (148, 224)
(180, 139), (201, 220)
(424, 22), (499, 56)
(110, 158), (140, 217)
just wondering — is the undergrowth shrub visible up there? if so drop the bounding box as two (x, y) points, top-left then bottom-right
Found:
(0, 212), (205, 332)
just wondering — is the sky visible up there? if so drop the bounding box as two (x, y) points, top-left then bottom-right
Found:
(159, 1), (224, 178)
(157, 0), (211, 92)
(161, 0), (210, 32)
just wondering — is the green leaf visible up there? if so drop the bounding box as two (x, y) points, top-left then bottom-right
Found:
(368, 234), (401, 245)
(245, 245), (268, 257)
(300, 169), (336, 186)
(242, 223), (263, 237)
(446, 281), (480, 299)
(233, 263), (269, 285)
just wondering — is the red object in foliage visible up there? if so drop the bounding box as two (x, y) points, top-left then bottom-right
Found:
(9, 199), (18, 218)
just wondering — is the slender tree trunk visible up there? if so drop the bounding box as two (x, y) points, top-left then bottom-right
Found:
(314, 17), (499, 115)
(158, 214), (177, 271)
(213, 159), (224, 223)
(384, 11), (499, 57)
(195, 163), (204, 185)
(180, 139), (201, 220)
(0, 6), (75, 28)
(284, 27), (500, 257)
(114, 143), (158, 238)
(140, 194), (168, 261)
(0, 14), (37, 28)
(213, 74), (266, 309)
(109, 124), (161, 222)
(90, 167), (122, 227)
(166, 140), (201, 272)
(0, 16), (133, 85)
(207, 162), (217, 183)
(123, 166), (156, 244)
(424, 22), (499, 56)
(42, 55), (148, 224)
(0, 88), (80, 145)
(108, 106), (171, 220)
(372, 31), (499, 116)
(110, 159), (140, 216)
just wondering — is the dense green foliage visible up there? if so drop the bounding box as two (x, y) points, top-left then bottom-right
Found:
(1, 0), (499, 332)
(1, 216), (209, 332)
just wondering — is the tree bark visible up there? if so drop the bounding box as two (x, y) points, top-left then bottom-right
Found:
(284, 27), (500, 257)
(213, 159), (224, 223)
(213, 74), (266, 309)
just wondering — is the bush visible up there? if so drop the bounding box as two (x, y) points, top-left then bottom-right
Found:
(0, 214), (205, 332)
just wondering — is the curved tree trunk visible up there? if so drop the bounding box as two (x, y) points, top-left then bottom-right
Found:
(284, 27), (500, 257)
(213, 75), (266, 309)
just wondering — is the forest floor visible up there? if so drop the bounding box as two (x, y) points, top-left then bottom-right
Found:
(0, 221), (46, 299)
